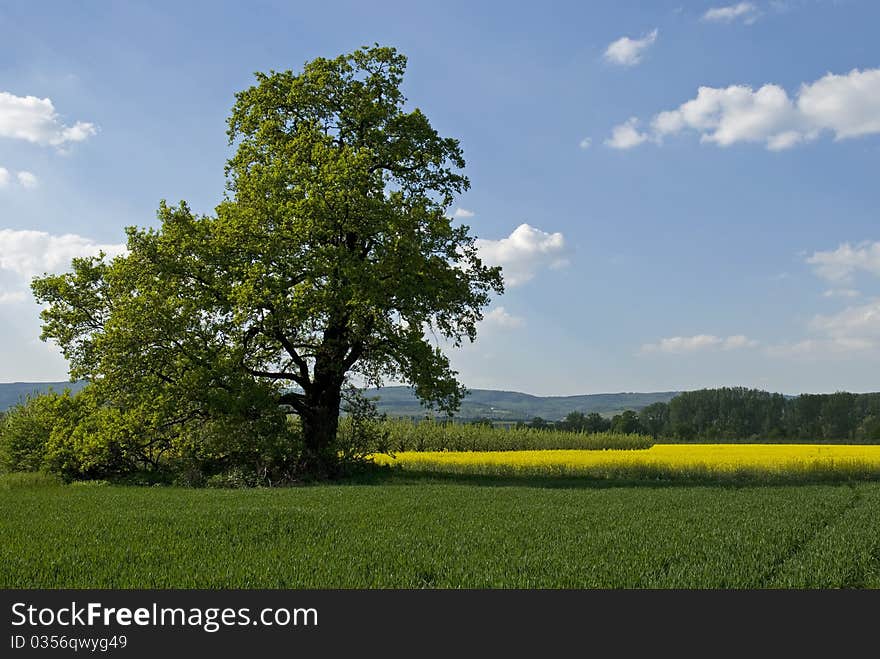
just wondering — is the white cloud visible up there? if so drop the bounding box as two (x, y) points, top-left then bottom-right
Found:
(603, 29), (658, 67)
(16, 171), (37, 189)
(605, 117), (650, 149)
(475, 223), (568, 287)
(642, 335), (721, 353)
(799, 69), (880, 139)
(702, 2), (759, 24)
(0, 91), (97, 148)
(0, 229), (127, 279)
(0, 229), (126, 304)
(651, 83), (803, 149)
(823, 288), (861, 298)
(810, 300), (880, 344)
(766, 337), (875, 358)
(807, 241), (880, 283)
(0, 167), (41, 189)
(579, 137), (592, 149)
(482, 306), (524, 329)
(452, 207), (475, 218)
(641, 334), (758, 354)
(612, 67), (880, 150)
(769, 299), (880, 358)
(721, 334), (760, 350)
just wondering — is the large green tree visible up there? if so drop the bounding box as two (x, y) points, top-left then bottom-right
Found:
(32, 45), (503, 476)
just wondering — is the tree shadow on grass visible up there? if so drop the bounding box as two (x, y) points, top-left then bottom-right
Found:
(338, 464), (877, 491)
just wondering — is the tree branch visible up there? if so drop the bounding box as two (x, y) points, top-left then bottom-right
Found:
(243, 366), (307, 387)
(279, 391), (307, 415)
(273, 329), (312, 385)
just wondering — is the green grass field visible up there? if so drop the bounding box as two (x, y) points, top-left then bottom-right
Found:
(2, 473), (879, 588)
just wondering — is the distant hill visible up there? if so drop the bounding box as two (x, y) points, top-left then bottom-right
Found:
(0, 381), (678, 421)
(363, 386), (681, 421)
(0, 381), (87, 412)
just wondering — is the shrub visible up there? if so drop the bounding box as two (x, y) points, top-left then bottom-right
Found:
(44, 401), (145, 480)
(170, 412), (303, 486)
(337, 387), (391, 470)
(0, 391), (76, 472)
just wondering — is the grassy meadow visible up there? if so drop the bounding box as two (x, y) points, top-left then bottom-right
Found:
(2, 468), (880, 588)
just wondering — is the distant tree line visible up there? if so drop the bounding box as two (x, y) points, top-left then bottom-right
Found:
(518, 410), (643, 435)
(518, 388), (880, 442)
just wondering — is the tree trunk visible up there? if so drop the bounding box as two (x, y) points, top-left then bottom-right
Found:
(299, 376), (343, 478)
(297, 310), (350, 478)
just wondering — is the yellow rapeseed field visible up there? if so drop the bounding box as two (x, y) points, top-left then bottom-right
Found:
(372, 444), (880, 481)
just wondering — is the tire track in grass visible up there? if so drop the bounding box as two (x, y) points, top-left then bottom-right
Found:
(764, 484), (880, 588)
(868, 545), (880, 588)
(756, 485), (862, 587)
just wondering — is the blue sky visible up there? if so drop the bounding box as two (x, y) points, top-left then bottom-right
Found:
(1, 0), (879, 395)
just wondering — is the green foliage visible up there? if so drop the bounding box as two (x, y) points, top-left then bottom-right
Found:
(1, 383), (301, 485)
(43, 399), (137, 479)
(169, 408), (302, 487)
(336, 386), (391, 470)
(3, 480), (879, 587)
(0, 391), (75, 472)
(583, 412), (612, 433)
(610, 410), (642, 435)
(556, 411), (612, 433)
(856, 415), (880, 441)
(639, 402), (669, 439)
(619, 388), (880, 442)
(30, 45), (503, 477)
(379, 419), (652, 452)
(557, 411), (586, 432)
(528, 416), (549, 430)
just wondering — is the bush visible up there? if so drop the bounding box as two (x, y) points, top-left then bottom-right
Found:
(44, 401), (146, 480)
(336, 387), (391, 470)
(170, 412), (303, 486)
(0, 388), (156, 479)
(1, 381), (308, 484)
(0, 391), (76, 472)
